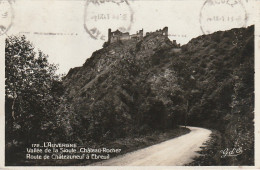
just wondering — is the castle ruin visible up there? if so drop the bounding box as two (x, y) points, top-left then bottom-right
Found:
(145, 27), (168, 37)
(108, 28), (143, 44)
(107, 27), (168, 44)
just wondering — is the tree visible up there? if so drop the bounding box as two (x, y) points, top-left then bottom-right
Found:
(5, 35), (63, 144)
(171, 56), (198, 127)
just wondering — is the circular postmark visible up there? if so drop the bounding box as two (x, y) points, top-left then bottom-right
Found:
(200, 0), (248, 34)
(0, 0), (13, 35)
(84, 0), (133, 41)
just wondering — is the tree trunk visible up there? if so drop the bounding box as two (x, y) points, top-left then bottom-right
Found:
(11, 89), (17, 120)
(11, 97), (16, 120)
(185, 100), (189, 128)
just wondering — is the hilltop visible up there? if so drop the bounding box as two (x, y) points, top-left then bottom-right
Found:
(59, 25), (254, 165)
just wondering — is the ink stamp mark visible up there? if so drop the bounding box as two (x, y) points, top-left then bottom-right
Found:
(0, 0), (13, 36)
(200, 0), (248, 34)
(84, 0), (133, 41)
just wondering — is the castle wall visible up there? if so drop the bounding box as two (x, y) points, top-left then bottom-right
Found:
(109, 28), (174, 44)
(110, 35), (119, 43)
(130, 29), (143, 40)
(120, 33), (130, 41)
(145, 27), (168, 37)
(130, 34), (142, 39)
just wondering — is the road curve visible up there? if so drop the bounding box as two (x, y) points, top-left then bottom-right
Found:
(91, 126), (212, 166)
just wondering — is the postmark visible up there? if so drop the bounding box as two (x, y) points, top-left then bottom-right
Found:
(200, 0), (248, 34)
(0, 0), (13, 35)
(84, 0), (133, 41)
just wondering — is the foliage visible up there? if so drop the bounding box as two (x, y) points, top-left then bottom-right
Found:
(11, 26), (252, 166)
(183, 26), (254, 165)
(5, 35), (64, 145)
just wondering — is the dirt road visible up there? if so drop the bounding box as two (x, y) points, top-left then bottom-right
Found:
(91, 126), (212, 166)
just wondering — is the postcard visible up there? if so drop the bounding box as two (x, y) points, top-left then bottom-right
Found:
(0, 0), (259, 169)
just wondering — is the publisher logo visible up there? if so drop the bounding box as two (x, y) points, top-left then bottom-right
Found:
(220, 147), (243, 158)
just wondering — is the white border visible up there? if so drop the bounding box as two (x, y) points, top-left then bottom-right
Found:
(0, 0), (259, 169)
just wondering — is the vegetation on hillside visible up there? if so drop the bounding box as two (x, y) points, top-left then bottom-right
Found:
(61, 25), (254, 165)
(5, 35), (64, 164)
(5, 25), (254, 166)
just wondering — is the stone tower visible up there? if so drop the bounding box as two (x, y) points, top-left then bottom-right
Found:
(163, 27), (168, 36)
(108, 28), (112, 43)
(140, 29), (144, 36)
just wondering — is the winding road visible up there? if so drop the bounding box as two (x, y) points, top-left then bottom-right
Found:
(91, 126), (212, 166)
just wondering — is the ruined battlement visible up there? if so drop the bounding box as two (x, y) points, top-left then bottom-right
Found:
(145, 27), (168, 37)
(108, 28), (143, 44)
(107, 27), (168, 44)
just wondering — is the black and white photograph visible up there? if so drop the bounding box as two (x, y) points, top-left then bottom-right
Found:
(1, 0), (259, 168)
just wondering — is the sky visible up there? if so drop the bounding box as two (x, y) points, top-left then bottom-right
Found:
(6, 0), (255, 74)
